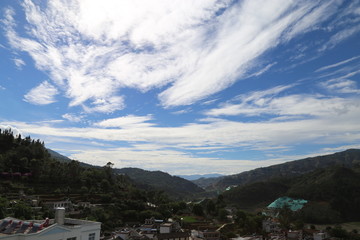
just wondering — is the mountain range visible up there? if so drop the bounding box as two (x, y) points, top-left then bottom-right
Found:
(176, 174), (224, 181)
(48, 148), (360, 204)
(113, 168), (205, 199)
(4, 130), (360, 225)
(47, 150), (205, 200)
(194, 149), (360, 191)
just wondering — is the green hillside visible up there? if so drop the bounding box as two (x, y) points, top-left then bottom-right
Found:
(223, 165), (360, 223)
(0, 129), (184, 230)
(114, 167), (205, 200)
(208, 149), (360, 190)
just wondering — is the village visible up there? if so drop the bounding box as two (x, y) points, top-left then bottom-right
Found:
(0, 195), (347, 240)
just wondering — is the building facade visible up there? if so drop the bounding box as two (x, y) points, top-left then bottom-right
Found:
(0, 208), (101, 240)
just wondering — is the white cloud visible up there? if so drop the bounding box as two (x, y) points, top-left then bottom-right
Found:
(205, 84), (294, 116)
(62, 113), (84, 122)
(84, 96), (125, 113)
(320, 144), (360, 153)
(206, 89), (359, 118)
(320, 25), (360, 52)
(23, 81), (58, 105)
(3, 0), (348, 112)
(158, 0), (334, 107)
(13, 58), (26, 69)
(172, 109), (191, 115)
(5, 95), (360, 152)
(321, 79), (360, 94)
(68, 146), (289, 175)
(0, 125), (22, 136)
(282, 0), (340, 41)
(3, 88), (360, 174)
(315, 55), (360, 72)
(249, 62), (277, 78)
(94, 115), (154, 128)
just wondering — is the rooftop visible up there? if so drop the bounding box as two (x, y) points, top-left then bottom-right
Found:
(0, 217), (100, 237)
(267, 197), (308, 211)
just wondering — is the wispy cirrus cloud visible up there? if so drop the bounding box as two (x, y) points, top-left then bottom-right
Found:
(62, 113), (84, 123)
(4, 93), (360, 152)
(68, 146), (290, 175)
(94, 115), (155, 128)
(320, 25), (360, 52)
(13, 58), (25, 69)
(205, 84), (294, 116)
(3, 102), (360, 174)
(315, 55), (360, 72)
(23, 81), (58, 105)
(321, 79), (360, 94)
(205, 79), (360, 121)
(2, 0), (354, 112)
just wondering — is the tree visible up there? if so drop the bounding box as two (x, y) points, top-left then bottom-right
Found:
(192, 204), (204, 216)
(206, 200), (216, 215)
(218, 208), (228, 222)
(100, 179), (111, 192)
(106, 162), (114, 168)
(235, 210), (247, 223)
(278, 205), (293, 230)
(330, 225), (348, 239)
(13, 202), (33, 219)
(0, 197), (9, 219)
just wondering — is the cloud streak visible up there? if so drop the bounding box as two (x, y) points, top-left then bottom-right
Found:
(2, 0), (360, 175)
(3, 0), (352, 112)
(13, 58), (26, 69)
(23, 81), (58, 105)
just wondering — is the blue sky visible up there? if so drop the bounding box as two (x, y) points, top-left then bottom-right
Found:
(1, 0), (360, 175)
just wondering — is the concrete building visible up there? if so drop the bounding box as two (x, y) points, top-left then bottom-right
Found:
(0, 208), (101, 240)
(43, 200), (73, 212)
(197, 229), (220, 240)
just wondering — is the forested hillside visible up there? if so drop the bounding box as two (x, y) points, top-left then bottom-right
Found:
(114, 168), (205, 199)
(204, 149), (360, 190)
(0, 129), (185, 230)
(223, 165), (360, 223)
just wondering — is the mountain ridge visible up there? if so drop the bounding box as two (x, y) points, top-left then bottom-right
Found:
(199, 149), (360, 190)
(113, 167), (205, 200)
(47, 149), (205, 199)
(176, 173), (224, 181)
(222, 164), (360, 223)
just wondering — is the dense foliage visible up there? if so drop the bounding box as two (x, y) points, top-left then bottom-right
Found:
(115, 168), (205, 200)
(0, 129), (184, 231)
(206, 149), (360, 190)
(223, 164), (360, 224)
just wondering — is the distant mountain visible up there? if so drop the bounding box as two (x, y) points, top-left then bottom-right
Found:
(177, 173), (224, 181)
(47, 148), (95, 168)
(114, 167), (205, 200)
(47, 148), (72, 162)
(192, 176), (225, 189)
(209, 149), (360, 190)
(46, 149), (205, 199)
(223, 164), (360, 223)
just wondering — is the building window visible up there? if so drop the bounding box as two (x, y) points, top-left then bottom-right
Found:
(89, 233), (95, 240)
(67, 237), (76, 240)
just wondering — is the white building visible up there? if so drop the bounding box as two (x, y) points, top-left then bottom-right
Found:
(313, 232), (328, 240)
(43, 200), (73, 211)
(0, 208), (101, 240)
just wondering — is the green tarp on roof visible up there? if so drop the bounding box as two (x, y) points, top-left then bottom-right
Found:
(267, 197), (307, 211)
